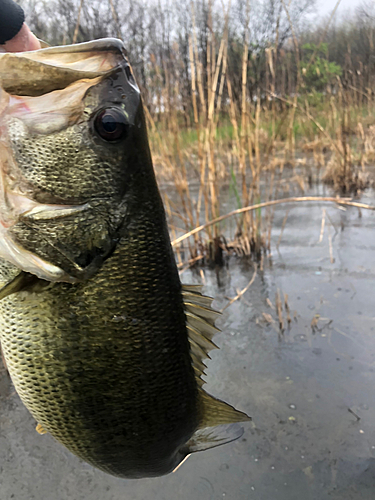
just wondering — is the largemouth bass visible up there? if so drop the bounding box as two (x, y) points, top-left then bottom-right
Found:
(0, 39), (250, 478)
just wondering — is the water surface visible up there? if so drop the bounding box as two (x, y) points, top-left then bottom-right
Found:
(0, 187), (374, 500)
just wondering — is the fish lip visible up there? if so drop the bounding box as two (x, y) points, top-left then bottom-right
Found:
(0, 37), (139, 98)
(19, 201), (91, 221)
(38, 38), (138, 90)
(38, 38), (127, 56)
(4, 188), (92, 223)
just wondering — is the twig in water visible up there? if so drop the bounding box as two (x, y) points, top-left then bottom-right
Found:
(318, 208), (326, 243)
(177, 255), (204, 270)
(266, 298), (275, 310)
(348, 408), (361, 421)
(262, 312), (274, 324)
(277, 210), (290, 250)
(221, 264), (257, 312)
(275, 289), (284, 335)
(328, 225), (335, 264)
(200, 269), (206, 285)
(325, 211), (339, 237)
(171, 197), (375, 247)
(284, 293), (291, 325)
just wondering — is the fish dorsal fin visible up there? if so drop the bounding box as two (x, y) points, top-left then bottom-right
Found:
(181, 284), (203, 293)
(182, 283), (250, 418)
(182, 284), (220, 386)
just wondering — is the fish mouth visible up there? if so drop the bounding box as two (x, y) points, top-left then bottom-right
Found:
(0, 39), (136, 283)
(0, 141), (122, 282)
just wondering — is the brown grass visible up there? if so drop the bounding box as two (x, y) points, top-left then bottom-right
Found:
(138, 2), (375, 268)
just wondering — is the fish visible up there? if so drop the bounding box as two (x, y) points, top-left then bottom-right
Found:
(0, 39), (250, 478)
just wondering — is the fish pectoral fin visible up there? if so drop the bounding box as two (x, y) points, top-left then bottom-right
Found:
(35, 423), (48, 435)
(183, 423), (245, 454)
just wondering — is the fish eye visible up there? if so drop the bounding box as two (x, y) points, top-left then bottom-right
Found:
(94, 107), (129, 142)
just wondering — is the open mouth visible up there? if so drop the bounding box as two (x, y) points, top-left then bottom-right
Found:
(0, 39), (135, 284)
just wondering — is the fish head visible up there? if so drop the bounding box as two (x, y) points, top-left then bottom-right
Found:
(0, 39), (154, 283)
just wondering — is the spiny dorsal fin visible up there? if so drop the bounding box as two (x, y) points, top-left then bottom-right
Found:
(181, 284), (203, 293)
(182, 284), (220, 386)
(187, 324), (218, 352)
(181, 290), (214, 308)
(185, 311), (219, 339)
(184, 302), (221, 322)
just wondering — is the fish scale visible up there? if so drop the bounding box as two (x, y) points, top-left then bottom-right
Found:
(0, 38), (250, 478)
(1, 232), (198, 476)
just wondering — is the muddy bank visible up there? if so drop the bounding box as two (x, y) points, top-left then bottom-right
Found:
(0, 187), (374, 500)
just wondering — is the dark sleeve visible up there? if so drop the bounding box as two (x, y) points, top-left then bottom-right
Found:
(0, 0), (25, 44)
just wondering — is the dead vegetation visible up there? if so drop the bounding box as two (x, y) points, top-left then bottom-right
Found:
(141, 3), (375, 269)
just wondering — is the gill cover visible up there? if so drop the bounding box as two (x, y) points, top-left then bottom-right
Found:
(0, 39), (140, 283)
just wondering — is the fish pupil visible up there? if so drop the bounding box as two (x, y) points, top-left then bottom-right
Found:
(102, 115), (117, 133)
(94, 108), (129, 142)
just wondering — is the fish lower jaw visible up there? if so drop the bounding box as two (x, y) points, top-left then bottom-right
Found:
(0, 228), (77, 282)
(0, 190), (92, 282)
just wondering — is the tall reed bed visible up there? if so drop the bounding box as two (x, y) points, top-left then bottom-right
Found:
(139, 3), (375, 268)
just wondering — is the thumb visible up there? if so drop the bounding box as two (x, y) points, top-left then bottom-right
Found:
(3, 23), (41, 52)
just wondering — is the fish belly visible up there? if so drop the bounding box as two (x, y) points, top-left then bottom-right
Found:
(0, 243), (199, 478)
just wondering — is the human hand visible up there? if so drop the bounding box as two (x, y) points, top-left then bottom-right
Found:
(2, 23), (41, 52)
(0, 0), (41, 52)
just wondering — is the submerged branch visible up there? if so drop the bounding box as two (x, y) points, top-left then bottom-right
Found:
(221, 264), (257, 312)
(171, 197), (375, 246)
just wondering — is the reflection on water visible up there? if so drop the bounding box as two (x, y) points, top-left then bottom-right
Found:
(0, 188), (374, 499)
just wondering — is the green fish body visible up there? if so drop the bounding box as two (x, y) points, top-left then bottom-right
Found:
(0, 39), (249, 478)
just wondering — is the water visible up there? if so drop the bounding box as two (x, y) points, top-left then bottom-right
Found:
(0, 188), (374, 499)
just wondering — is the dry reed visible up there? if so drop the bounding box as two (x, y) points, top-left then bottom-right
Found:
(139, 1), (375, 267)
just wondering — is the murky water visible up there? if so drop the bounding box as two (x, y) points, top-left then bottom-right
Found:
(0, 186), (374, 499)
